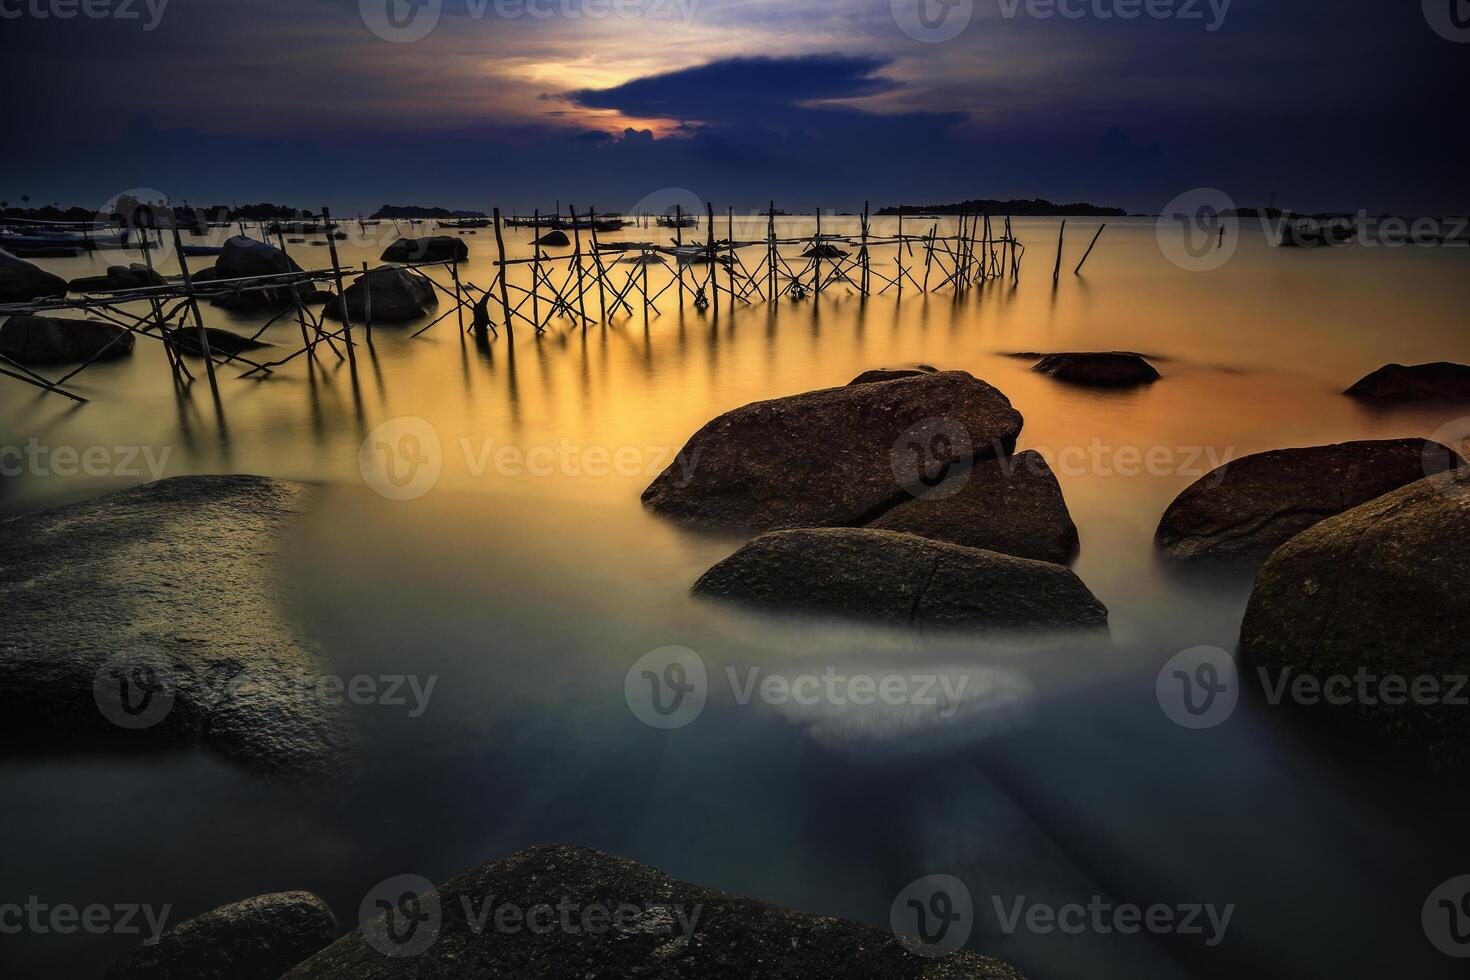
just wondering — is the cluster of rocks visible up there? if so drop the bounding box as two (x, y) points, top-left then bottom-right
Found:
(1152, 366), (1470, 768)
(106, 846), (1025, 979)
(642, 368), (1107, 631)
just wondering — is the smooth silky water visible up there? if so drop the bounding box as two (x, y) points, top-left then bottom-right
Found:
(2, 218), (1468, 978)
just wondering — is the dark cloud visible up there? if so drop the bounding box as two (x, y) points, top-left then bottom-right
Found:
(1099, 127), (1162, 162)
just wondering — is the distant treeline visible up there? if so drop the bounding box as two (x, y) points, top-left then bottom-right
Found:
(371, 204), (489, 219)
(876, 198), (1127, 217)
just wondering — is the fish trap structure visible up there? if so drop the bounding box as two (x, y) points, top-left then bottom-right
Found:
(476, 202), (1028, 338)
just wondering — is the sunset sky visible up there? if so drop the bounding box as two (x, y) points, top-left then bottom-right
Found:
(2, 0), (1465, 214)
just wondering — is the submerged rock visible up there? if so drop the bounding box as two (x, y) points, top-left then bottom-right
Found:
(867, 450), (1079, 564)
(165, 325), (273, 357)
(1156, 439), (1463, 564)
(642, 371), (1024, 532)
(322, 265), (438, 323)
(381, 236), (469, 263)
(215, 235), (301, 279)
(533, 230), (571, 247)
(0, 314), (134, 364)
(1344, 361), (1470, 405)
(693, 528), (1107, 631)
(0, 247), (68, 302)
(106, 892), (338, 980)
(848, 364), (938, 385)
(1031, 351), (1160, 388)
(0, 476), (352, 778)
(68, 263), (165, 293)
(1239, 471), (1470, 766)
(286, 844), (1025, 979)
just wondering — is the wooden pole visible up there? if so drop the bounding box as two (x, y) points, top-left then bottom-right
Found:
(362, 261), (373, 339)
(767, 202), (776, 298)
(322, 207), (356, 368)
(1074, 224), (1106, 275)
(492, 208), (514, 335)
(813, 206), (822, 294)
(706, 202), (717, 316)
(568, 205), (588, 327)
(1052, 219), (1066, 283)
(896, 207), (904, 296)
(726, 205), (736, 307)
(168, 220), (220, 400)
(531, 210), (541, 329)
(860, 201), (870, 295)
(674, 204), (686, 310)
(586, 206), (608, 322)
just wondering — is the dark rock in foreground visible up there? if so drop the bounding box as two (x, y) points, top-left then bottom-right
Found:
(1031, 351), (1160, 388)
(534, 230), (571, 247)
(643, 371), (1024, 532)
(0, 314), (134, 364)
(693, 528), (1107, 631)
(166, 325), (273, 357)
(1156, 439), (1463, 564)
(380, 235), (469, 263)
(1344, 361), (1470, 404)
(0, 247), (67, 302)
(286, 845), (1024, 979)
(1239, 471), (1470, 766)
(322, 266), (438, 323)
(106, 892), (337, 980)
(868, 450), (1079, 564)
(0, 476), (351, 777)
(215, 235), (302, 279)
(849, 364), (937, 385)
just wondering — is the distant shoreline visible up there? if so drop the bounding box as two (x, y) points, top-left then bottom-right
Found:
(876, 198), (1128, 217)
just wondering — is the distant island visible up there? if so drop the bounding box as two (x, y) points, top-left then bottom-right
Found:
(371, 204), (489, 219)
(876, 198), (1127, 217)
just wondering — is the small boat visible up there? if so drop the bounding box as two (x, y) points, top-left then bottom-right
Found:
(656, 214), (698, 228)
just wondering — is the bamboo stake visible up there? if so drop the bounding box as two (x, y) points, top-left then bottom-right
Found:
(168, 220), (220, 400)
(1074, 224), (1106, 275)
(322, 207), (356, 368)
(586, 206), (608, 322)
(492, 208), (514, 336)
(568, 205), (588, 328)
(674, 204), (686, 310)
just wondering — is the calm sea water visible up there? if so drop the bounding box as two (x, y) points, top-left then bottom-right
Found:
(2, 217), (1468, 978)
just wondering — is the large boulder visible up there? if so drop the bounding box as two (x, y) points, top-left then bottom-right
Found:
(0, 247), (67, 302)
(165, 325), (273, 357)
(1031, 351), (1160, 388)
(322, 266), (438, 323)
(0, 314), (134, 364)
(1156, 439), (1463, 564)
(1239, 471), (1470, 766)
(642, 371), (1024, 532)
(1344, 361), (1470, 404)
(693, 528), (1107, 631)
(214, 235), (301, 279)
(106, 892), (338, 980)
(867, 450), (1079, 564)
(0, 476), (352, 777)
(286, 845), (1024, 979)
(533, 230), (571, 247)
(68, 263), (165, 293)
(380, 236), (468, 263)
